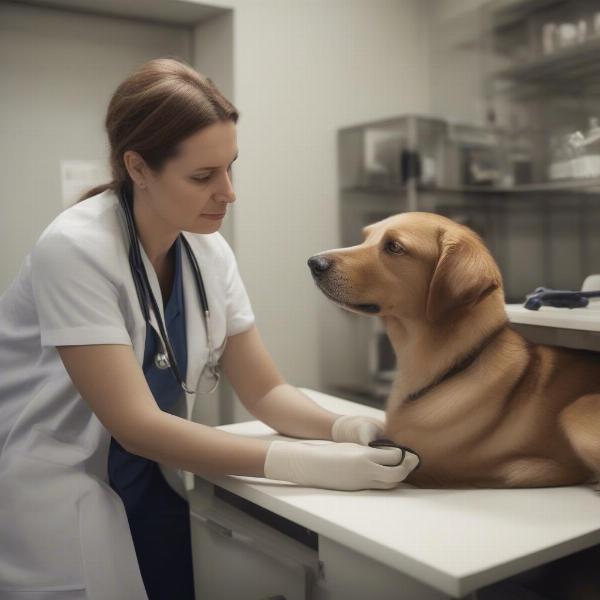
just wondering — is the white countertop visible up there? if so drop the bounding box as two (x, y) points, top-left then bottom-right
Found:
(192, 388), (600, 598)
(505, 300), (600, 332)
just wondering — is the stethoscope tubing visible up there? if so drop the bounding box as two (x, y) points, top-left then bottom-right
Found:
(118, 182), (219, 395)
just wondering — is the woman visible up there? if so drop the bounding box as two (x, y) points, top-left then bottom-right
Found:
(0, 57), (418, 600)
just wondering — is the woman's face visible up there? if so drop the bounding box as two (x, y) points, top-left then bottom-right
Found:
(141, 119), (238, 234)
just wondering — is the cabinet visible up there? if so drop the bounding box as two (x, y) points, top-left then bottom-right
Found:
(189, 484), (321, 600)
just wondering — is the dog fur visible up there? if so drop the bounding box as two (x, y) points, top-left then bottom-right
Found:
(309, 211), (600, 489)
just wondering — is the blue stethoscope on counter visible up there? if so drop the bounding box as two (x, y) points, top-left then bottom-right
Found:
(523, 286), (600, 310)
(118, 182), (220, 395)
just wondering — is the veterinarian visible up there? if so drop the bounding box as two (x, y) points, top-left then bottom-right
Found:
(0, 57), (419, 600)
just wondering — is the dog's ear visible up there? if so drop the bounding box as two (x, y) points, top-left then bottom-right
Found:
(425, 228), (502, 323)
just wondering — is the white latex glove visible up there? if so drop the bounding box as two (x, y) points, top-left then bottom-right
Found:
(331, 414), (386, 445)
(263, 440), (420, 491)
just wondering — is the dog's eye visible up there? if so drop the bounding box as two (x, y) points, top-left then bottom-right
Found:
(385, 240), (407, 255)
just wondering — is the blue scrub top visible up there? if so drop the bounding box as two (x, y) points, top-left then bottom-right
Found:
(108, 236), (195, 599)
(108, 235), (188, 512)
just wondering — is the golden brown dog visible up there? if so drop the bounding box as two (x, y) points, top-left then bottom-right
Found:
(308, 211), (600, 489)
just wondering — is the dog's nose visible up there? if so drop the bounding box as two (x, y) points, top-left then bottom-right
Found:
(307, 255), (333, 276)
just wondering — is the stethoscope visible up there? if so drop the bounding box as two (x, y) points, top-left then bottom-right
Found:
(523, 286), (600, 310)
(118, 182), (220, 395)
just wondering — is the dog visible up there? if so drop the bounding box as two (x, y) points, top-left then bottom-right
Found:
(308, 211), (600, 490)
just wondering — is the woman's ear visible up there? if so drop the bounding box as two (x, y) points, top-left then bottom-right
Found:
(425, 228), (502, 323)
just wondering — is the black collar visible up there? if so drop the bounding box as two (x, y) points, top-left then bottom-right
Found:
(404, 320), (509, 404)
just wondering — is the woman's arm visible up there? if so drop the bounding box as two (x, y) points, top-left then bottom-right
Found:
(219, 325), (343, 440)
(57, 344), (270, 477)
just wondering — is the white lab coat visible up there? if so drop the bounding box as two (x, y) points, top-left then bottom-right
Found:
(0, 188), (255, 598)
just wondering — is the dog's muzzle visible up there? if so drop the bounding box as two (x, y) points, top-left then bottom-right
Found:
(307, 255), (380, 314)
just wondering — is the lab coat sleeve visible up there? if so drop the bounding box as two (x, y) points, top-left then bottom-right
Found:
(30, 231), (132, 347)
(219, 235), (256, 337)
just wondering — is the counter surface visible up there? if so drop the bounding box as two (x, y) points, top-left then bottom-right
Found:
(191, 388), (600, 596)
(505, 301), (600, 331)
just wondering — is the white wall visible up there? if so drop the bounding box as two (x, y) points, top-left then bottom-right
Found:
(0, 2), (197, 291)
(187, 0), (433, 420)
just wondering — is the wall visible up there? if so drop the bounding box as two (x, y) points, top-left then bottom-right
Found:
(0, 1), (198, 291)
(187, 0), (433, 419)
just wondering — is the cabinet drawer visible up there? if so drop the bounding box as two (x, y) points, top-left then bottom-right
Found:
(189, 488), (321, 600)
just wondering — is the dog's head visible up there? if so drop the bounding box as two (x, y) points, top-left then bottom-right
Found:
(307, 211), (503, 324)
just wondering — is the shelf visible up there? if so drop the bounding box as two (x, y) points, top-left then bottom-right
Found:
(506, 302), (600, 351)
(454, 0), (569, 47)
(495, 36), (600, 83)
(341, 185), (406, 196)
(487, 0), (568, 32)
(506, 301), (600, 332)
(434, 179), (600, 193)
(342, 177), (600, 196)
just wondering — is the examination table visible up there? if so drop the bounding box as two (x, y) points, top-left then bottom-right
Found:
(184, 301), (600, 599)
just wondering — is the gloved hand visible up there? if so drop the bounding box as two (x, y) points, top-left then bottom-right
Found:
(331, 414), (386, 445)
(263, 440), (420, 491)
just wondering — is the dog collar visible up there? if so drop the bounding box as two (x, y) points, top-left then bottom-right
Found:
(404, 319), (509, 404)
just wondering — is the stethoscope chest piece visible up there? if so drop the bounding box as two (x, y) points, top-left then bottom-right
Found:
(154, 352), (170, 370)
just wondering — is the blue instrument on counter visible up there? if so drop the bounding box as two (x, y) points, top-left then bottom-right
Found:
(523, 287), (600, 310)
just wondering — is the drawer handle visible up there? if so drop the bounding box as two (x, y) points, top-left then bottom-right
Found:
(195, 513), (302, 567)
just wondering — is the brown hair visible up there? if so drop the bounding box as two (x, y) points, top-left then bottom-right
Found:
(77, 56), (239, 203)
